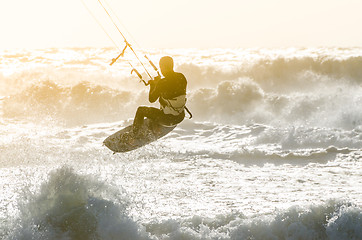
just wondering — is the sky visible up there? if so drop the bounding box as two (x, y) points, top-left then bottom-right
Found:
(1, 0), (362, 50)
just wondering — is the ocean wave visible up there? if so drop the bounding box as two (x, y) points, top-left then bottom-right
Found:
(5, 167), (361, 240)
(165, 122), (362, 165)
(1, 120), (360, 168)
(1, 48), (362, 129)
(7, 167), (150, 240)
(144, 200), (361, 240)
(188, 81), (361, 129)
(247, 55), (362, 88)
(2, 47), (362, 91)
(3, 77), (361, 129)
(177, 48), (362, 91)
(2, 80), (146, 125)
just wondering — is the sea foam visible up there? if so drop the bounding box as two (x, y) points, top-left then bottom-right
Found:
(1, 47), (361, 129)
(6, 167), (362, 240)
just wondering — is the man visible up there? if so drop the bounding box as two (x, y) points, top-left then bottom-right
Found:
(132, 56), (187, 135)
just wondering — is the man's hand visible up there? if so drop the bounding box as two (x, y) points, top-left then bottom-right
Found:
(148, 76), (161, 86)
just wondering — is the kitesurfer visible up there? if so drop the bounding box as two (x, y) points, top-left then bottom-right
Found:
(132, 56), (187, 135)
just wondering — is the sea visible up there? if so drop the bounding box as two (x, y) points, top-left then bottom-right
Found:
(0, 47), (361, 239)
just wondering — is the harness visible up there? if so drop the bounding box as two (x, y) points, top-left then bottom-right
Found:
(160, 94), (192, 119)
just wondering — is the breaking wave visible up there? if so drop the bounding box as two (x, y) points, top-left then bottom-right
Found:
(1, 47), (362, 128)
(2, 78), (361, 129)
(145, 201), (362, 240)
(2, 80), (142, 125)
(5, 167), (362, 240)
(7, 167), (150, 240)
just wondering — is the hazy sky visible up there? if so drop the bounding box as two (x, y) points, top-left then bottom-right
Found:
(1, 0), (362, 50)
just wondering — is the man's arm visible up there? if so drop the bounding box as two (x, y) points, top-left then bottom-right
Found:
(148, 79), (161, 103)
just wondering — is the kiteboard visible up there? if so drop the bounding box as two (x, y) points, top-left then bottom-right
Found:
(103, 118), (176, 153)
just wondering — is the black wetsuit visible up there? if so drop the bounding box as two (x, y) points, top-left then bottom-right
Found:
(133, 71), (187, 133)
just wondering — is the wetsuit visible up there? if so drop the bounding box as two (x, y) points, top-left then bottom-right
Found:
(133, 71), (187, 134)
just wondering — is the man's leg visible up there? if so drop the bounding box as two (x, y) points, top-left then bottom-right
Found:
(133, 106), (163, 134)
